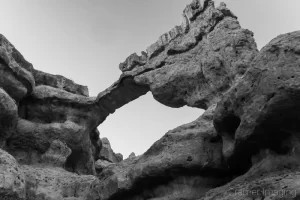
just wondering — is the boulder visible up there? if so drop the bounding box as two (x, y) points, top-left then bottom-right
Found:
(96, 1), (258, 199)
(0, 34), (101, 175)
(0, 149), (26, 199)
(8, 85), (101, 175)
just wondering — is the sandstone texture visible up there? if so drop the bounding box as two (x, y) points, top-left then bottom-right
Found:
(1, 0), (300, 199)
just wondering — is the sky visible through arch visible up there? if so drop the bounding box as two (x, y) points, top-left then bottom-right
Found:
(0, 0), (299, 158)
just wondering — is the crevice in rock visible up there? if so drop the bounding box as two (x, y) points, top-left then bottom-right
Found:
(18, 96), (94, 123)
(227, 110), (300, 177)
(215, 114), (240, 140)
(65, 149), (84, 173)
(149, 46), (165, 60)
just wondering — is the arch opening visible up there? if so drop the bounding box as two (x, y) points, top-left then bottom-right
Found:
(98, 92), (203, 159)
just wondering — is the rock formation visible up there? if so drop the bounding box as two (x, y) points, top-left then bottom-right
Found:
(98, 137), (123, 163)
(0, 32), (103, 199)
(127, 152), (136, 159)
(96, 1), (258, 199)
(1, 0), (300, 199)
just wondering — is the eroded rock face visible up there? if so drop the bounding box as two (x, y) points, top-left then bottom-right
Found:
(202, 144), (300, 200)
(1, 0), (300, 200)
(0, 18), (149, 198)
(0, 34), (103, 175)
(95, 2), (300, 200)
(213, 31), (300, 172)
(7, 85), (100, 174)
(133, 2), (257, 109)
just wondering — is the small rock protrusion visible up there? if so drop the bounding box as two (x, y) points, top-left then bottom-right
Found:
(184, 0), (203, 21)
(119, 52), (147, 72)
(128, 152), (136, 159)
(219, 2), (226, 7)
(99, 137), (123, 163)
(181, 13), (190, 34)
(217, 1), (237, 19)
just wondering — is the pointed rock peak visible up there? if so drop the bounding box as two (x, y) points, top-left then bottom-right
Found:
(101, 137), (111, 146)
(219, 2), (226, 7)
(128, 152), (136, 159)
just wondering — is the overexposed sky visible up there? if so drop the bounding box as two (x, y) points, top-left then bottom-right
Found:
(0, 0), (299, 158)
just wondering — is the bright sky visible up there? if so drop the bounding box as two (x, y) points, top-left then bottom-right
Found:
(1, 0), (299, 158)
